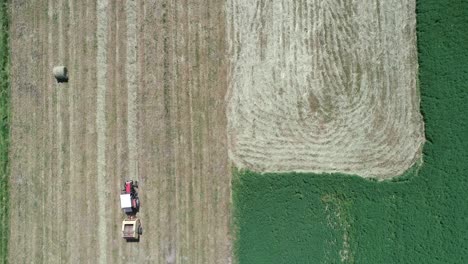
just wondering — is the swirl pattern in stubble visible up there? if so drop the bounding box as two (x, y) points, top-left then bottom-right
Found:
(226, 0), (424, 179)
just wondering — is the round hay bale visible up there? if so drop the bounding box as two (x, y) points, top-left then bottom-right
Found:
(53, 66), (68, 83)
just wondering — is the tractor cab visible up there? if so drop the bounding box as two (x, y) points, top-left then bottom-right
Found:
(120, 180), (140, 215)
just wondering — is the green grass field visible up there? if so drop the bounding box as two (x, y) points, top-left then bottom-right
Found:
(234, 0), (468, 263)
(0, 0), (9, 263)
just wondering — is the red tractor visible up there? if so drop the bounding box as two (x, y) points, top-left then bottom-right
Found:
(120, 180), (142, 241)
(120, 180), (140, 215)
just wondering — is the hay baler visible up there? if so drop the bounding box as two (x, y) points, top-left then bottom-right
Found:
(120, 180), (142, 241)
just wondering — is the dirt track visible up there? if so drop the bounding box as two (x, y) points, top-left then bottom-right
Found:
(9, 0), (231, 263)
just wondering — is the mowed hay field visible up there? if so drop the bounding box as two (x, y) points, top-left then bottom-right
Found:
(9, 0), (231, 263)
(226, 0), (424, 179)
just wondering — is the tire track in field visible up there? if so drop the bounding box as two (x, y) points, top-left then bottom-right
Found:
(96, 0), (109, 262)
(45, 0), (56, 261)
(65, 0), (75, 260)
(107, 0), (125, 262)
(69, 0), (95, 262)
(67, 2), (80, 262)
(83, 0), (99, 261)
(41, 0), (53, 262)
(126, 0), (138, 183)
(55, 0), (71, 262)
(226, 0), (425, 179)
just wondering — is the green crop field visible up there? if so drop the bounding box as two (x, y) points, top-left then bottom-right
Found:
(234, 0), (468, 263)
(0, 0), (9, 263)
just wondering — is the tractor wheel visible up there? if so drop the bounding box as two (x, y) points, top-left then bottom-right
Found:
(134, 181), (138, 188)
(138, 226), (143, 235)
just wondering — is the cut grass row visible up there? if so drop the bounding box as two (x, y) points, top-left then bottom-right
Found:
(0, 0), (9, 263)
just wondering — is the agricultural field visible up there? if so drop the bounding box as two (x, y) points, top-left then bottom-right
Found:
(3, 0), (468, 263)
(9, 0), (231, 263)
(234, 0), (468, 263)
(226, 0), (424, 179)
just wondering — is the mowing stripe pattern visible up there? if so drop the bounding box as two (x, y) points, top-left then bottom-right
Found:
(96, 0), (109, 263)
(126, 0), (138, 183)
(226, 0), (425, 179)
(8, 0), (232, 263)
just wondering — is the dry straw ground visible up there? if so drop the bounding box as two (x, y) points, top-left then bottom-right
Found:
(9, 0), (231, 263)
(226, 0), (424, 179)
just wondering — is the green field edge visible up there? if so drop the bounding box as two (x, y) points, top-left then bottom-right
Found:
(0, 0), (10, 263)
